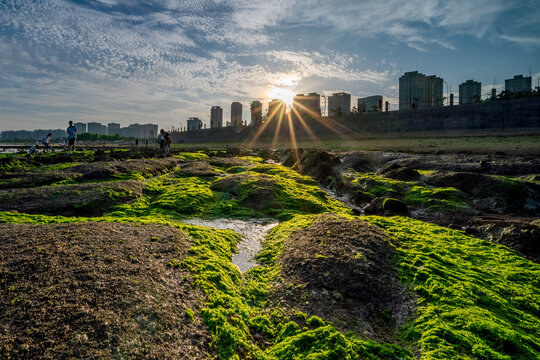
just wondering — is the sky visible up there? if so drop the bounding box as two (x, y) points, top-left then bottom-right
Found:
(1, 0), (539, 131)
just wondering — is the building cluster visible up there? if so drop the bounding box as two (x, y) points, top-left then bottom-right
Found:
(0, 122), (158, 141)
(399, 72), (534, 110)
(184, 72), (533, 131)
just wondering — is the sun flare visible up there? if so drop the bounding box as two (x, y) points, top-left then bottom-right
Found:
(268, 86), (295, 106)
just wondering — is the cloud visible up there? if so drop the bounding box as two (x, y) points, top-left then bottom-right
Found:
(500, 35), (540, 48)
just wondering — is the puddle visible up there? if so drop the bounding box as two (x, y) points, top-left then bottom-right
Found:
(182, 218), (279, 272)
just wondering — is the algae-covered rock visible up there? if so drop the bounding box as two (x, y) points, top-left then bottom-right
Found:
(425, 171), (538, 215)
(292, 149), (341, 185)
(382, 198), (409, 215)
(0, 180), (143, 216)
(211, 173), (326, 215)
(0, 222), (211, 359)
(272, 214), (414, 338)
(175, 161), (223, 177)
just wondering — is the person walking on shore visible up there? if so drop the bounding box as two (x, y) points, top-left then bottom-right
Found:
(42, 133), (51, 152)
(158, 129), (165, 150)
(66, 121), (77, 153)
(164, 132), (172, 154)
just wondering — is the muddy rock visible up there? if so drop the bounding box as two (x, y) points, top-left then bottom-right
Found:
(425, 171), (538, 215)
(379, 166), (421, 182)
(272, 215), (415, 339)
(176, 161), (223, 177)
(0, 180), (143, 216)
(464, 217), (540, 263)
(208, 157), (254, 169)
(363, 197), (385, 215)
(0, 222), (211, 359)
(382, 198), (409, 216)
(292, 149), (341, 186)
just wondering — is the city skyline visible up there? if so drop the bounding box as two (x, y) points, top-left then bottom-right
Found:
(1, 1), (540, 131)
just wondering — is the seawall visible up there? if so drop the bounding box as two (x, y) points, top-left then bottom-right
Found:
(172, 97), (540, 144)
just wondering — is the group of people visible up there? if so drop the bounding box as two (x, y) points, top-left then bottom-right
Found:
(157, 129), (172, 154)
(27, 121), (79, 155)
(28, 122), (173, 156)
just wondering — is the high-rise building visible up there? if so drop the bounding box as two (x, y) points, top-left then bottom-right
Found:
(328, 92), (351, 117)
(74, 122), (87, 134)
(250, 101), (263, 126)
(267, 99), (286, 121)
(120, 123), (158, 138)
(505, 75), (532, 93)
(87, 122), (107, 135)
(357, 95), (383, 113)
(399, 71), (444, 110)
(107, 123), (121, 135)
(210, 106), (223, 129)
(187, 117), (203, 131)
(231, 102), (243, 127)
(459, 80), (482, 104)
(292, 93), (321, 121)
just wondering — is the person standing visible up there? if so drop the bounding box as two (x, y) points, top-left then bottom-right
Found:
(42, 133), (51, 152)
(66, 121), (77, 153)
(164, 132), (172, 154)
(157, 129), (165, 150)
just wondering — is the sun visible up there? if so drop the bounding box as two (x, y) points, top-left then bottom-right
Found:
(268, 86), (295, 106)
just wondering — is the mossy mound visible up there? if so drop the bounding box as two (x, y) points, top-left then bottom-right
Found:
(0, 180), (143, 216)
(210, 171), (345, 219)
(175, 161), (224, 177)
(425, 171), (537, 215)
(0, 158), (178, 188)
(208, 157), (254, 169)
(366, 216), (540, 360)
(272, 214), (414, 340)
(0, 222), (211, 359)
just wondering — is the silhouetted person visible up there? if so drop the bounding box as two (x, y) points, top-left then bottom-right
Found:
(158, 129), (165, 150)
(164, 132), (171, 154)
(66, 121), (77, 153)
(42, 132), (52, 152)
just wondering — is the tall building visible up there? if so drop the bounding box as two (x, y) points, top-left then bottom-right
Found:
(231, 102), (243, 127)
(328, 92), (351, 117)
(399, 71), (444, 110)
(87, 122), (107, 135)
(459, 80), (482, 104)
(120, 123), (158, 138)
(505, 75), (532, 93)
(74, 122), (87, 134)
(357, 95), (383, 113)
(187, 117), (203, 131)
(267, 99), (286, 121)
(250, 101), (263, 126)
(292, 93), (321, 120)
(107, 123), (121, 136)
(210, 106), (223, 129)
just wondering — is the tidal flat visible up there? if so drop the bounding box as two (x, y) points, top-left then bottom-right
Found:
(0, 146), (539, 359)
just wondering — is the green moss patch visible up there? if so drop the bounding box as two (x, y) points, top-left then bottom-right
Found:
(174, 152), (209, 161)
(365, 216), (540, 360)
(404, 185), (471, 210)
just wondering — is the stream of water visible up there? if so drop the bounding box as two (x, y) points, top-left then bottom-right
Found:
(182, 218), (279, 272)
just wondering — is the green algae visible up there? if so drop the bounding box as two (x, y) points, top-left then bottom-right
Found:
(353, 172), (470, 211)
(174, 152), (209, 160)
(404, 185), (471, 210)
(2, 156), (539, 359)
(365, 216), (540, 360)
(237, 156), (264, 163)
(109, 164), (348, 221)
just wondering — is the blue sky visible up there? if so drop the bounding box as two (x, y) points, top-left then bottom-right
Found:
(1, 0), (539, 131)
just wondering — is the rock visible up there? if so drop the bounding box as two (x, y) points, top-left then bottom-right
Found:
(293, 149), (341, 185)
(363, 197), (385, 215)
(353, 191), (375, 206)
(380, 167), (421, 182)
(382, 198), (409, 216)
